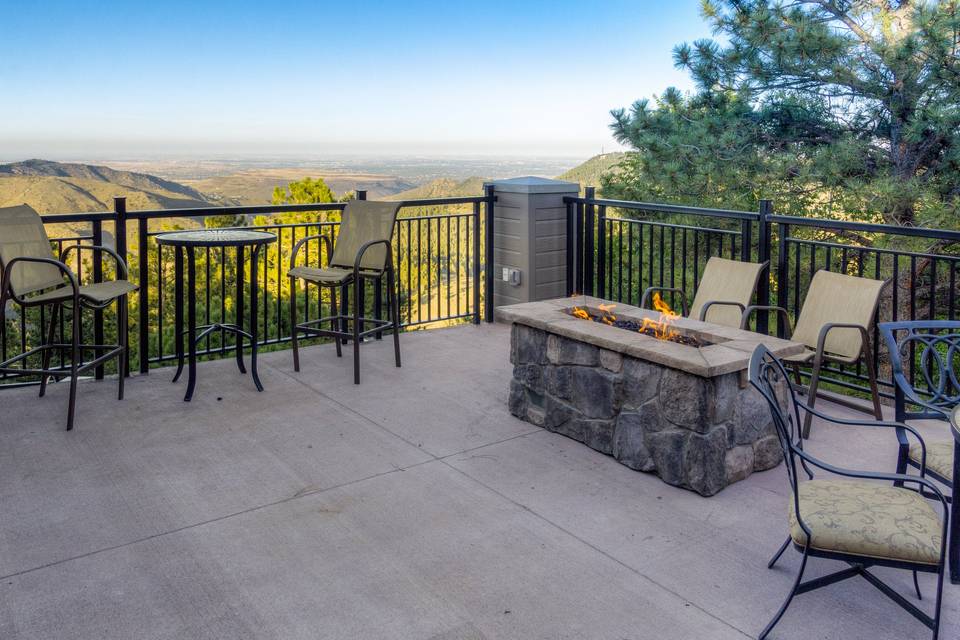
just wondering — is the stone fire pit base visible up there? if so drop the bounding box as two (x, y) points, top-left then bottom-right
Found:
(508, 325), (783, 496)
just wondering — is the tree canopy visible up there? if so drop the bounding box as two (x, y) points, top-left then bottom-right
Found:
(606, 0), (960, 227)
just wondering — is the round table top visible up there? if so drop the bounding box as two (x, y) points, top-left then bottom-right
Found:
(155, 229), (277, 247)
(951, 405), (960, 442)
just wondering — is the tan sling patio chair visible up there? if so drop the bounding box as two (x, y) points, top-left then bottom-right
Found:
(640, 256), (768, 328)
(0, 204), (137, 430)
(288, 200), (402, 384)
(741, 269), (886, 438)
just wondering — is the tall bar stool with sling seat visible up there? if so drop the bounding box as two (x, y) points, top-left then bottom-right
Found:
(0, 204), (136, 430)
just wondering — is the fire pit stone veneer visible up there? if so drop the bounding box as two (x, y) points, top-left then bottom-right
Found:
(497, 296), (806, 496)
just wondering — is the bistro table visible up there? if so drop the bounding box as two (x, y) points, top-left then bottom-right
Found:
(950, 405), (960, 583)
(155, 229), (277, 401)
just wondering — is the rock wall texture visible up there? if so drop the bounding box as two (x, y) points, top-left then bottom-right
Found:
(508, 324), (782, 496)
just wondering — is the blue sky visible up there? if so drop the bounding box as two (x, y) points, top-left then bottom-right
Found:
(0, 1), (710, 159)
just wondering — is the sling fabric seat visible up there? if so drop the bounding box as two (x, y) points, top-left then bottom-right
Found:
(641, 256), (767, 328)
(26, 279), (137, 305)
(789, 479), (942, 565)
(289, 265), (383, 285)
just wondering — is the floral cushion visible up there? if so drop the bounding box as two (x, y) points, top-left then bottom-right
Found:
(789, 480), (942, 565)
(908, 441), (954, 481)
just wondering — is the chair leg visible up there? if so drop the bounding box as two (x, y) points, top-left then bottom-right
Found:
(389, 266), (400, 368)
(801, 354), (824, 439)
(913, 570), (922, 601)
(862, 341), (883, 420)
(117, 295), (127, 401)
(768, 537), (791, 569)
(66, 303), (80, 431)
(39, 302), (60, 398)
(330, 286), (342, 358)
(290, 277), (300, 372)
(353, 277), (361, 384)
(760, 544), (810, 640)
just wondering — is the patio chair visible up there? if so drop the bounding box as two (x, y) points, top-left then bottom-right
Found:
(741, 269), (886, 438)
(878, 320), (958, 498)
(0, 204), (136, 430)
(748, 344), (948, 640)
(640, 256), (768, 328)
(288, 200), (401, 384)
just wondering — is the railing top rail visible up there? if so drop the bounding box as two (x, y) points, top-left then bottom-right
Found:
(769, 214), (960, 242)
(564, 196), (760, 221)
(35, 195), (488, 225)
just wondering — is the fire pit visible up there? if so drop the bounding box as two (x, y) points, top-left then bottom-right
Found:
(496, 295), (805, 496)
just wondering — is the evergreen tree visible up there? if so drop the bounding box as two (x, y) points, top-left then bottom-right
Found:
(607, 0), (960, 227)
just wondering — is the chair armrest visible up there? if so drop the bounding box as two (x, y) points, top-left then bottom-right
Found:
(793, 444), (948, 509)
(740, 304), (793, 334)
(796, 399), (930, 476)
(890, 370), (951, 420)
(353, 239), (393, 277)
(60, 244), (129, 279)
(289, 234), (333, 271)
(640, 286), (688, 316)
(2, 256), (79, 304)
(698, 300), (746, 322)
(814, 322), (869, 360)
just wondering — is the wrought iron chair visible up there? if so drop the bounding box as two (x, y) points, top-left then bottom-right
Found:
(748, 344), (948, 640)
(878, 321), (958, 498)
(640, 256), (768, 328)
(288, 200), (401, 384)
(0, 204), (136, 430)
(741, 269), (886, 438)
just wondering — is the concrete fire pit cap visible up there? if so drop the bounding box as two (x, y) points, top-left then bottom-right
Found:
(495, 296), (806, 378)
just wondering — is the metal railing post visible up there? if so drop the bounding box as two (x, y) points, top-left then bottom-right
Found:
(565, 198), (575, 296)
(484, 184), (495, 322)
(112, 197), (131, 377)
(584, 187), (596, 296)
(472, 199), (482, 324)
(756, 199), (773, 334)
(137, 215), (149, 372)
(776, 220), (790, 338)
(92, 220), (105, 379)
(355, 190), (368, 339)
(740, 218), (753, 262)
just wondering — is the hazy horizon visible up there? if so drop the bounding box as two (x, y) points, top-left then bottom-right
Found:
(1, 1), (707, 160)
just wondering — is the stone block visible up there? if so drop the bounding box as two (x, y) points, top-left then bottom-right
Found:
(612, 412), (654, 471)
(547, 333), (599, 366)
(580, 418), (616, 455)
(753, 435), (784, 471)
(646, 428), (688, 487)
(724, 445), (754, 485)
(570, 367), (621, 419)
(514, 325), (548, 364)
(544, 366), (573, 401)
(621, 359), (661, 407)
(599, 349), (623, 372)
(683, 427), (728, 497)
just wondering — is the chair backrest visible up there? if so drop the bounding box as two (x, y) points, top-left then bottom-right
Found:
(329, 200), (402, 271)
(878, 320), (960, 420)
(748, 344), (807, 508)
(791, 270), (886, 359)
(0, 204), (64, 298)
(689, 257), (767, 327)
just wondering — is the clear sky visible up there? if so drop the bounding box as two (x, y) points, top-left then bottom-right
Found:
(0, 1), (710, 159)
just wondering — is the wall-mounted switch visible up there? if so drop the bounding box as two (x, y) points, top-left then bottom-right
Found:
(501, 267), (521, 286)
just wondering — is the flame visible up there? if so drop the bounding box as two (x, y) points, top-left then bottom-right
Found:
(597, 303), (617, 325)
(640, 292), (680, 341)
(571, 307), (590, 320)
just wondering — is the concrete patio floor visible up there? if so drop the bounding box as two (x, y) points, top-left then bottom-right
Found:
(0, 322), (956, 639)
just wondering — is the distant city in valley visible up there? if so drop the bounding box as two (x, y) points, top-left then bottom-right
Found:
(0, 153), (624, 215)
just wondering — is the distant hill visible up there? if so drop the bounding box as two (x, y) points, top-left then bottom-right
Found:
(387, 177), (488, 201)
(0, 159), (212, 214)
(557, 153), (626, 190)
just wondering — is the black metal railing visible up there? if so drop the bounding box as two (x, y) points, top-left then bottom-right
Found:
(565, 189), (960, 400)
(2, 188), (495, 383)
